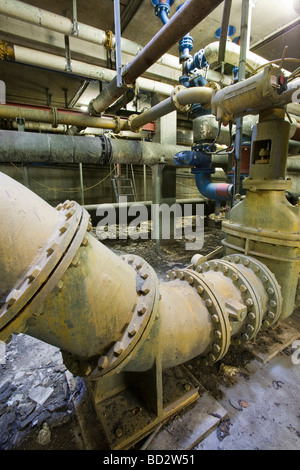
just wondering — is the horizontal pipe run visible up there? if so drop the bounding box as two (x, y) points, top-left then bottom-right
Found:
(3, 43), (174, 98)
(176, 86), (214, 107)
(0, 104), (125, 132)
(0, 0), (181, 72)
(129, 86), (214, 131)
(0, 130), (186, 166)
(83, 198), (205, 212)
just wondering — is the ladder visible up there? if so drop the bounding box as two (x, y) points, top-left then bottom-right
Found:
(111, 174), (137, 202)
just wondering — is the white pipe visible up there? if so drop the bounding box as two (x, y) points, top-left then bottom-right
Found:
(204, 41), (268, 71)
(204, 40), (291, 76)
(12, 45), (174, 97)
(0, 0), (181, 72)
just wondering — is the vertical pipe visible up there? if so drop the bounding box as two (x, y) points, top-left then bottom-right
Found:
(234, 0), (252, 198)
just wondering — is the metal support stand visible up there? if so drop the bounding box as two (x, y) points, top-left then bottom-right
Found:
(89, 362), (200, 450)
(234, 0), (252, 200)
(151, 103), (177, 254)
(79, 163), (85, 206)
(114, 0), (122, 88)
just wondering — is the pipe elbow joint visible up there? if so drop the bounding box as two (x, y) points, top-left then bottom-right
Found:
(192, 168), (233, 201)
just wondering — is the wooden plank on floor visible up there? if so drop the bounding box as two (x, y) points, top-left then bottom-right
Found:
(244, 321), (300, 364)
(145, 384), (227, 450)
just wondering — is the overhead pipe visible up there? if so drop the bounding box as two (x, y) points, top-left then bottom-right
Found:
(0, 129), (186, 167)
(128, 85), (215, 132)
(0, 0), (181, 72)
(0, 104), (127, 132)
(0, 41), (174, 98)
(89, 0), (224, 115)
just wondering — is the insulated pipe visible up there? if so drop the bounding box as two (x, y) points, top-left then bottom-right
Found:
(1, 43), (174, 98)
(0, 130), (186, 166)
(89, 0), (224, 114)
(129, 85), (214, 132)
(0, 0), (181, 72)
(204, 40), (282, 75)
(0, 104), (126, 132)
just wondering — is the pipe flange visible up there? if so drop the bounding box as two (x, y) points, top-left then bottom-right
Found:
(127, 113), (142, 133)
(198, 258), (263, 345)
(97, 134), (112, 165)
(104, 30), (113, 50)
(51, 107), (58, 128)
(0, 201), (88, 340)
(171, 85), (191, 113)
(224, 254), (282, 329)
(89, 254), (158, 379)
(165, 268), (231, 365)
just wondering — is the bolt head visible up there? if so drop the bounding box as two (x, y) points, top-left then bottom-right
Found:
(137, 304), (147, 315)
(98, 356), (109, 369)
(6, 289), (20, 306)
(114, 341), (124, 356)
(213, 330), (222, 339)
(197, 285), (204, 295)
(28, 265), (41, 282)
(46, 241), (58, 256)
(128, 322), (138, 337)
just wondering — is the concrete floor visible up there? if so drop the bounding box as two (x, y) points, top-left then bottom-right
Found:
(0, 224), (299, 451)
(197, 344), (300, 450)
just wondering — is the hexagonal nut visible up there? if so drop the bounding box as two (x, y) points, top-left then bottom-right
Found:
(81, 236), (89, 247)
(114, 341), (124, 356)
(56, 280), (64, 292)
(128, 322), (138, 337)
(59, 222), (70, 235)
(6, 289), (21, 306)
(65, 209), (75, 220)
(137, 303), (147, 315)
(98, 355), (109, 370)
(28, 265), (41, 282)
(46, 241), (58, 256)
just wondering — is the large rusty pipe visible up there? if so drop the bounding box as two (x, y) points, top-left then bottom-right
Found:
(0, 104), (125, 132)
(0, 171), (284, 377)
(122, 0), (224, 85)
(89, 0), (224, 115)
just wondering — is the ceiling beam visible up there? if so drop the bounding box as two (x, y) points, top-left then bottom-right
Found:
(120, 0), (144, 33)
